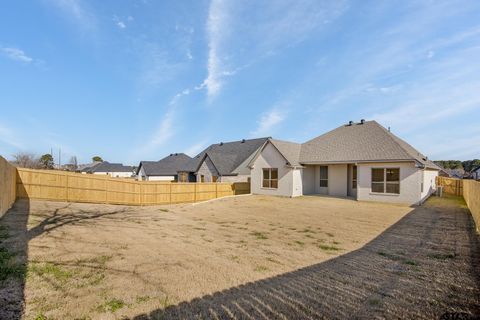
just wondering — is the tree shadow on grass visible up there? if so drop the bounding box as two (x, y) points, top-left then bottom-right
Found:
(133, 197), (480, 320)
(0, 198), (130, 319)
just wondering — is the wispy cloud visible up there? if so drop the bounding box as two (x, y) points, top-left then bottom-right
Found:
(200, 0), (348, 100)
(0, 123), (24, 149)
(202, 0), (230, 98)
(46, 0), (96, 32)
(1, 47), (33, 63)
(146, 110), (175, 149)
(184, 140), (208, 157)
(139, 45), (182, 89)
(134, 87), (192, 159)
(113, 15), (133, 29)
(250, 109), (287, 137)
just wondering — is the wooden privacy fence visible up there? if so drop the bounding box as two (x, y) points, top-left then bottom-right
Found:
(437, 176), (463, 196)
(463, 180), (480, 232)
(437, 176), (480, 232)
(16, 168), (250, 206)
(0, 156), (16, 215)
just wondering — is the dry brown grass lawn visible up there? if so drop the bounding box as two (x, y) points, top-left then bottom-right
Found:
(1, 195), (413, 319)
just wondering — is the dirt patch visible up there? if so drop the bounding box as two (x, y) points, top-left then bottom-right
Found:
(1, 195), (477, 319)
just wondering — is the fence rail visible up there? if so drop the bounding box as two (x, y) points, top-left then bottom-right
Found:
(16, 168), (249, 206)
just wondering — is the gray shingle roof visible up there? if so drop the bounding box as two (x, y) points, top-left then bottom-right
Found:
(299, 121), (439, 169)
(270, 139), (302, 167)
(189, 138), (269, 175)
(251, 121), (439, 170)
(87, 162), (134, 173)
(138, 153), (193, 176)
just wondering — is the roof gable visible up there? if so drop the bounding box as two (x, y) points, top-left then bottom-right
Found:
(189, 138), (269, 175)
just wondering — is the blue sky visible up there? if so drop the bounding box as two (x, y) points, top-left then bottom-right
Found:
(1, 0), (479, 165)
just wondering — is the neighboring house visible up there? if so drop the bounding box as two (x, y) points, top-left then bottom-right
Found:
(136, 153), (193, 181)
(444, 168), (466, 179)
(81, 161), (134, 178)
(248, 120), (440, 205)
(183, 138), (269, 183)
(470, 166), (480, 180)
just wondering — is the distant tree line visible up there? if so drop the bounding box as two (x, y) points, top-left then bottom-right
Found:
(434, 159), (480, 172)
(10, 152), (84, 171)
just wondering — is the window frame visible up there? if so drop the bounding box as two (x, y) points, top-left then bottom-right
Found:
(352, 165), (357, 189)
(319, 166), (328, 188)
(371, 167), (400, 195)
(262, 168), (278, 189)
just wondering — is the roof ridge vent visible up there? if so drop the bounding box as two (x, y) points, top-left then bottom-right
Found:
(241, 139), (245, 143)
(347, 120), (354, 126)
(360, 119), (365, 124)
(220, 142), (223, 146)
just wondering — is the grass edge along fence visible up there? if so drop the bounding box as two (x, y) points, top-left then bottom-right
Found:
(437, 176), (480, 232)
(0, 156), (17, 215)
(16, 168), (250, 206)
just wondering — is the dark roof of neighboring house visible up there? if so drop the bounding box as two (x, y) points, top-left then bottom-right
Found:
(471, 166), (480, 173)
(79, 162), (102, 172)
(188, 138), (269, 175)
(83, 161), (134, 173)
(137, 153), (193, 176)
(298, 120), (440, 169)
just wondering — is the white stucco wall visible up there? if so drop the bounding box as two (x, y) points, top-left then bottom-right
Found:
(219, 175), (250, 183)
(311, 164), (348, 197)
(420, 169), (438, 202)
(302, 165), (316, 195)
(147, 176), (175, 181)
(357, 162), (421, 205)
(93, 171), (132, 178)
(136, 166), (174, 181)
(292, 168), (303, 197)
(250, 142), (295, 197)
(328, 164), (348, 197)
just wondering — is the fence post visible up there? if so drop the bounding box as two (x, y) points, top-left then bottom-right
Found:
(194, 183), (197, 203)
(105, 178), (108, 204)
(169, 183), (172, 204)
(215, 183), (218, 198)
(66, 174), (69, 202)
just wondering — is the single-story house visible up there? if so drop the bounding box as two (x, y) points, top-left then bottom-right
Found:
(81, 161), (134, 178)
(444, 168), (466, 179)
(470, 166), (480, 180)
(248, 120), (441, 205)
(182, 137), (269, 183)
(136, 153), (193, 181)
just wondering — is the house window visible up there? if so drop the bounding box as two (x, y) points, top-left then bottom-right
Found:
(200, 175), (205, 183)
(262, 168), (278, 189)
(352, 165), (357, 189)
(371, 168), (400, 194)
(212, 176), (218, 182)
(319, 166), (328, 187)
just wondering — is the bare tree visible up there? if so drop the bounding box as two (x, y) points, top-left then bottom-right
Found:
(11, 152), (40, 168)
(65, 156), (78, 171)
